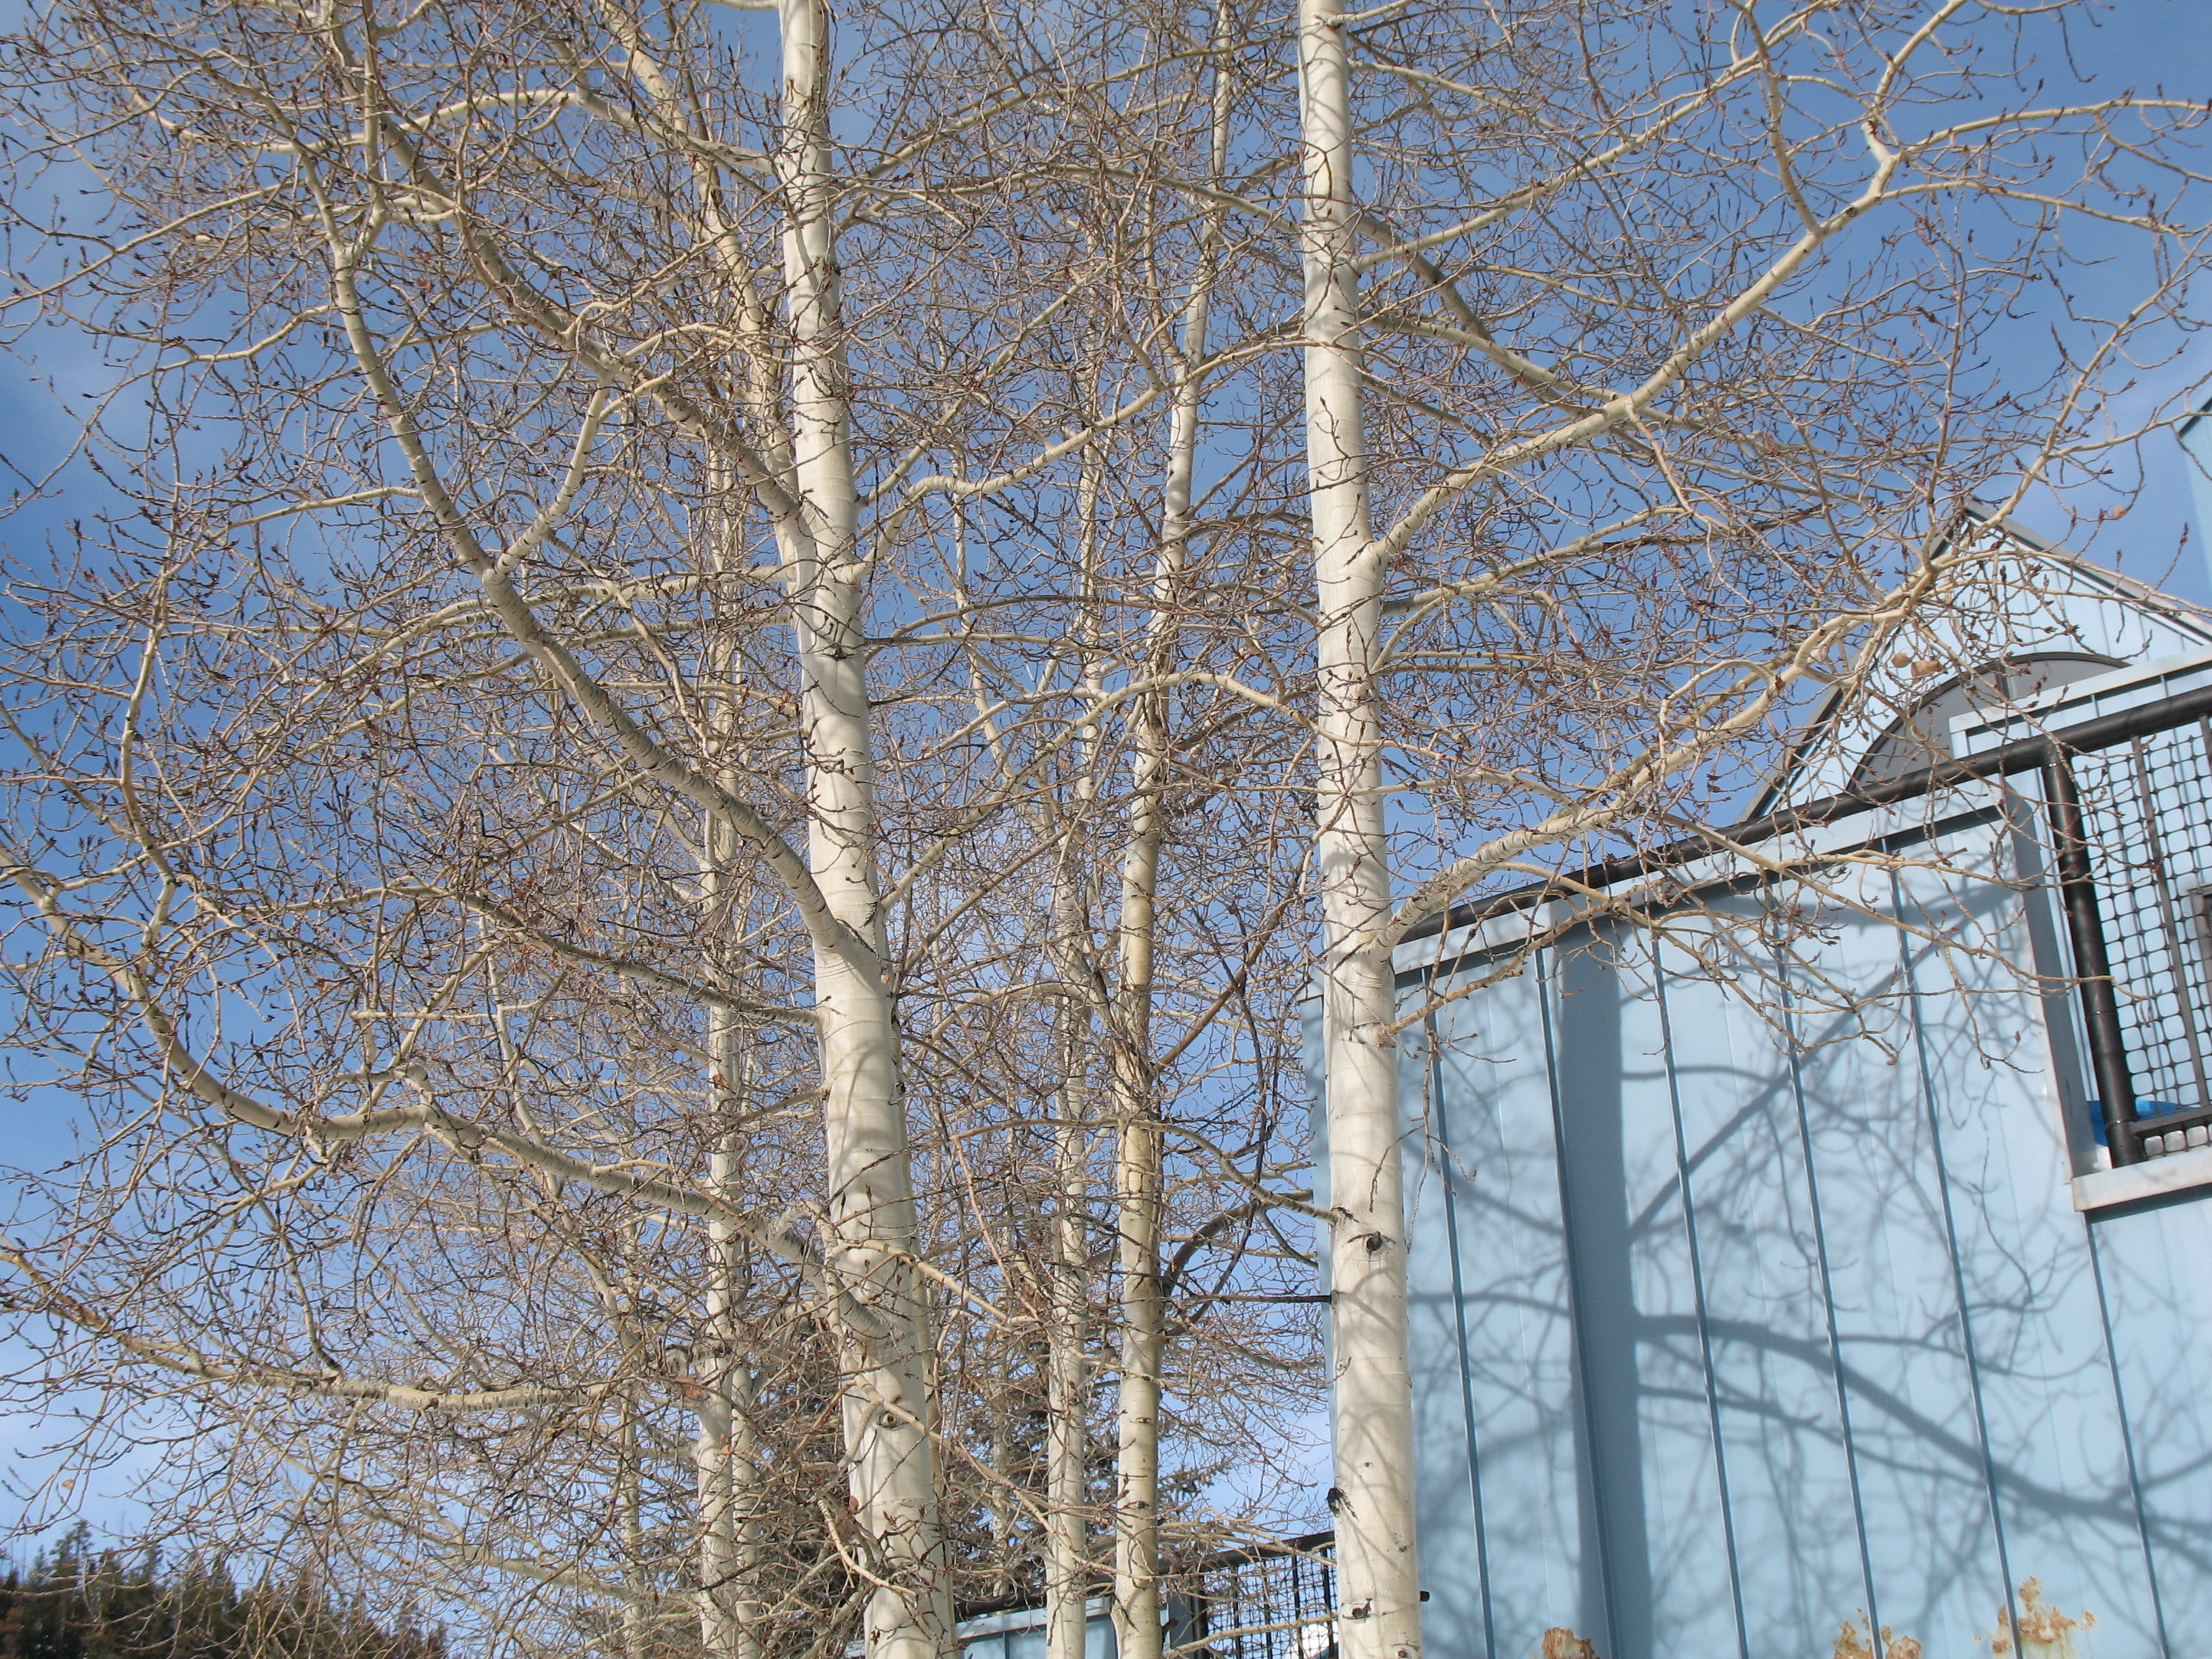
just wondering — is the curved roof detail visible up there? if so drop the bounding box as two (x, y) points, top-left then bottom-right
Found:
(1743, 515), (2212, 821)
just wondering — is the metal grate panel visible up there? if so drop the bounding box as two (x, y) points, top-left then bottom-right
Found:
(1162, 1535), (1336, 1659)
(2068, 719), (2212, 1156)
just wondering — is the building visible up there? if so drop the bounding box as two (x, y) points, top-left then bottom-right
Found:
(1327, 538), (2212, 1659)
(958, 535), (2212, 1659)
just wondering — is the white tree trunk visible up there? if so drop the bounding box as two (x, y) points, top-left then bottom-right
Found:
(774, 2), (947, 1654)
(1045, 1077), (1093, 1659)
(1046, 450), (1110, 1659)
(691, 1341), (742, 1659)
(696, 1007), (761, 1659)
(1112, 124), (1226, 1653)
(1110, 825), (1165, 1659)
(1295, 4), (1421, 1658)
(1109, 367), (1203, 1659)
(1046, 868), (1097, 1659)
(621, 1398), (651, 1659)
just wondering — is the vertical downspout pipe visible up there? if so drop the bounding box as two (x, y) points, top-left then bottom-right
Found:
(2041, 751), (2145, 1166)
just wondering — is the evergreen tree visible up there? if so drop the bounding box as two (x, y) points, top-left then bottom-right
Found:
(0, 1530), (447, 1659)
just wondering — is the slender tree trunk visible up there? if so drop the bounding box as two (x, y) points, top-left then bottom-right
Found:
(988, 1345), (1017, 1599)
(692, 459), (771, 1659)
(1109, 791), (1165, 1659)
(692, 1344), (739, 1659)
(729, 1367), (765, 1659)
(1109, 55), (1236, 1634)
(696, 1007), (760, 1659)
(1294, 4), (1421, 1658)
(621, 1398), (650, 1659)
(1044, 875), (1096, 1659)
(1046, 450), (1107, 1659)
(1109, 247), (1220, 1659)
(773, 2), (945, 1654)
(1105, 470), (1187, 1659)
(1044, 1019), (1093, 1659)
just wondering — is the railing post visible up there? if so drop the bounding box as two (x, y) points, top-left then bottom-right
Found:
(2041, 750), (2144, 1166)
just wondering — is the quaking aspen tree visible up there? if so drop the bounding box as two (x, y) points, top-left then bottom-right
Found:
(1286, 7), (2211, 1656)
(1, 3), (2208, 1657)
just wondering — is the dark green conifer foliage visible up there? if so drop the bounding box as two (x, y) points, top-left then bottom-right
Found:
(0, 1528), (447, 1659)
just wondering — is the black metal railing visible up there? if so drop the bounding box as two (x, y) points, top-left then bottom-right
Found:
(2050, 722), (2212, 1163)
(1161, 1533), (1336, 1659)
(952, 1534), (1339, 1659)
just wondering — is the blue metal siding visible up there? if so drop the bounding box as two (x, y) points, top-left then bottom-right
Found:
(1404, 1012), (1492, 1659)
(956, 1609), (1116, 1659)
(2091, 1204), (2212, 1647)
(1786, 859), (2012, 1659)
(1556, 943), (1740, 1659)
(1423, 963), (1588, 1654)
(1356, 817), (2211, 1659)
(1894, 853), (2164, 1658)
(1650, 928), (1865, 1659)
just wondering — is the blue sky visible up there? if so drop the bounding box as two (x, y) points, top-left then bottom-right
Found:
(1, 0), (2211, 1550)
(1995, 1), (2212, 603)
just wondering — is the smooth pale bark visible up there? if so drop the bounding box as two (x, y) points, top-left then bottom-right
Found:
(1109, 796), (1166, 1659)
(1046, 454), (1106, 1659)
(988, 1347), (1017, 1599)
(691, 1338), (743, 1659)
(621, 1400), (649, 1659)
(773, 2), (947, 1655)
(1111, 70), (1228, 1642)
(693, 572), (754, 1659)
(1110, 316), (1210, 1659)
(1044, 1053), (1092, 1659)
(1109, 501), (1175, 1659)
(695, 1006), (760, 1659)
(1294, 4), (1421, 1658)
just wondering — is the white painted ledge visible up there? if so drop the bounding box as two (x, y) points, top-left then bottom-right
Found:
(2072, 1144), (2212, 1211)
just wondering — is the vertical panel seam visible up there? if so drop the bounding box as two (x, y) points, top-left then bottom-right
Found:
(1538, 943), (1624, 1659)
(1776, 953), (1885, 1646)
(1891, 867), (2021, 1650)
(1427, 1005), (1499, 1659)
(1651, 956), (1752, 1659)
(2083, 1218), (2173, 1658)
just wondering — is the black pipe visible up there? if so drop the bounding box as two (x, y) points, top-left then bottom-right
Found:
(2038, 752), (2144, 1166)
